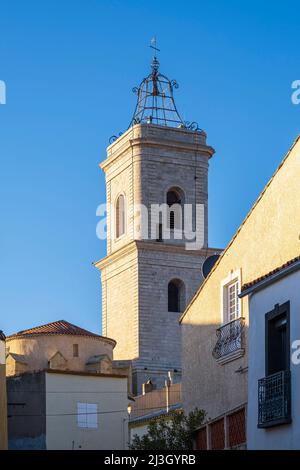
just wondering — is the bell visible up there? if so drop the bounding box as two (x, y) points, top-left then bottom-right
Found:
(152, 79), (159, 96)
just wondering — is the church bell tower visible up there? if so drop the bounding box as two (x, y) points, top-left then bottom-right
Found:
(95, 54), (217, 394)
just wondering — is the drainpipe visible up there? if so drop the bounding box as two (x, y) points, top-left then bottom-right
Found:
(165, 371), (172, 413)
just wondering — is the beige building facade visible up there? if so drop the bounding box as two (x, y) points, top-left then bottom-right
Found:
(7, 370), (130, 450)
(45, 370), (129, 450)
(181, 135), (300, 448)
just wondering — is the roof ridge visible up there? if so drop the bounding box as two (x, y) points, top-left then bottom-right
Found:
(241, 254), (300, 292)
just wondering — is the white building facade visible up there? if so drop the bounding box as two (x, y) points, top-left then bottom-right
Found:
(241, 256), (300, 450)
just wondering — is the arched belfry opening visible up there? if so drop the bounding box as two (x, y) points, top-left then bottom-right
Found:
(168, 279), (186, 313)
(167, 187), (184, 230)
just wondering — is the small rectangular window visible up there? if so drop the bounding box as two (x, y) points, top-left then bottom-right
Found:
(73, 344), (79, 357)
(77, 402), (98, 429)
(224, 280), (239, 323)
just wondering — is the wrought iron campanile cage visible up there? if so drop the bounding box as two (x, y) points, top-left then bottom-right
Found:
(129, 56), (200, 131)
(109, 52), (202, 144)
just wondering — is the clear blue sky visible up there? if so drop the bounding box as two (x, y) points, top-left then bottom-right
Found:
(1, 0), (299, 335)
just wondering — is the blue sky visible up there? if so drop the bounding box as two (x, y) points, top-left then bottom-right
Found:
(1, 0), (299, 335)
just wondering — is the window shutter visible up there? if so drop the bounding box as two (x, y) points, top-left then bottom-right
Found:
(77, 402), (87, 428)
(87, 403), (98, 429)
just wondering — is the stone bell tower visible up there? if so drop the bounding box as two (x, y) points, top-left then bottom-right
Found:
(95, 55), (218, 394)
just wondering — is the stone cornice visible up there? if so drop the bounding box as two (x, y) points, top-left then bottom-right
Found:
(100, 124), (215, 172)
(94, 241), (138, 271)
(94, 240), (222, 271)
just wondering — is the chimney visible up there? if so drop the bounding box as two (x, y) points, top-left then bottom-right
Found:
(142, 379), (154, 395)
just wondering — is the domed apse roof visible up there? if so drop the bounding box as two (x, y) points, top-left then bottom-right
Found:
(7, 320), (116, 346)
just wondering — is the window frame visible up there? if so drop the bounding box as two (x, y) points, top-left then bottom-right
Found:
(265, 301), (290, 376)
(77, 402), (98, 429)
(220, 269), (242, 325)
(73, 343), (79, 358)
(168, 278), (185, 313)
(227, 280), (239, 323)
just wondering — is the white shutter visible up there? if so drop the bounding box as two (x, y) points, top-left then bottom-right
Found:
(86, 403), (98, 429)
(77, 402), (87, 428)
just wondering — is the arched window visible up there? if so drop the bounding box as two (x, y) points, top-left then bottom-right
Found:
(167, 187), (184, 230)
(116, 194), (125, 238)
(168, 279), (185, 313)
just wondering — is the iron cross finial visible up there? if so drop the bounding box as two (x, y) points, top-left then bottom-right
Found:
(150, 37), (160, 71)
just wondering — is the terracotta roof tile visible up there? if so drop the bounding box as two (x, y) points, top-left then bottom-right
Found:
(7, 320), (116, 345)
(242, 255), (300, 292)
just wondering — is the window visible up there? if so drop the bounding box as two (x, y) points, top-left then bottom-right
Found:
(168, 279), (185, 313)
(227, 281), (239, 323)
(258, 302), (291, 428)
(77, 403), (98, 429)
(221, 270), (241, 325)
(116, 194), (125, 238)
(166, 188), (184, 230)
(73, 344), (79, 357)
(214, 270), (244, 362)
(265, 302), (290, 376)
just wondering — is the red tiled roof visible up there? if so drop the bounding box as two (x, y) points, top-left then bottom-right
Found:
(7, 320), (116, 345)
(242, 255), (300, 292)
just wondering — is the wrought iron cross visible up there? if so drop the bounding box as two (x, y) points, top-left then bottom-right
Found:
(150, 36), (160, 53)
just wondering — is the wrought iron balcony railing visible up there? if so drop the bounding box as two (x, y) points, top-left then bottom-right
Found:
(212, 317), (245, 360)
(258, 370), (291, 428)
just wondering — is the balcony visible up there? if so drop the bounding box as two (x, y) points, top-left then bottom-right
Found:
(258, 370), (291, 428)
(212, 317), (245, 364)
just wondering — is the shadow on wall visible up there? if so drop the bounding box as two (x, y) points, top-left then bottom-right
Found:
(7, 371), (46, 450)
(181, 318), (248, 450)
(9, 435), (46, 450)
(182, 317), (248, 410)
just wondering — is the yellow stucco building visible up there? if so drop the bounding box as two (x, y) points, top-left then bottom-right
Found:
(181, 135), (300, 449)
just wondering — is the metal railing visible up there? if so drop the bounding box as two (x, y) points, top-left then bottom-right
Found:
(212, 317), (245, 360)
(258, 370), (291, 428)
